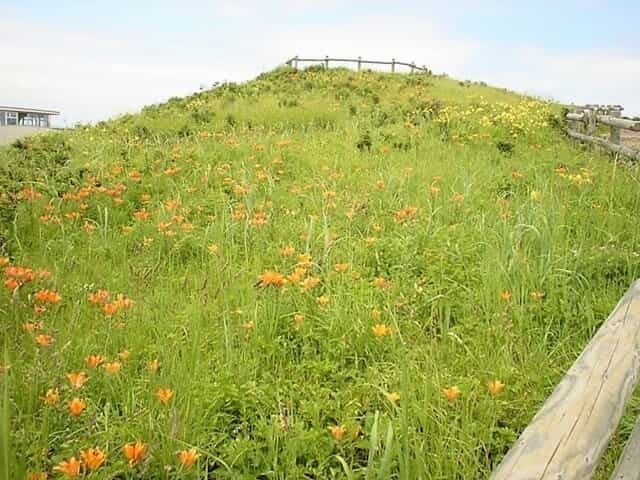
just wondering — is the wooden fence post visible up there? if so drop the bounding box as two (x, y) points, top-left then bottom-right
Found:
(410, 61), (415, 73)
(610, 108), (622, 145)
(357, 56), (362, 71)
(293, 55), (299, 70)
(324, 55), (329, 69)
(391, 58), (396, 73)
(585, 109), (597, 136)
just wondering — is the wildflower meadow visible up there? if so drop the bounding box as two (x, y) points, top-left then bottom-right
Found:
(1, 66), (640, 478)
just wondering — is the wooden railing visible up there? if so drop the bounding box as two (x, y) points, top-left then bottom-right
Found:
(491, 280), (640, 479)
(566, 105), (640, 161)
(284, 56), (431, 74)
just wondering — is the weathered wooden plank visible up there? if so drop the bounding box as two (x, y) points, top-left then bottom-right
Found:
(567, 130), (640, 161)
(491, 280), (640, 480)
(566, 113), (585, 121)
(610, 417), (640, 480)
(598, 115), (640, 132)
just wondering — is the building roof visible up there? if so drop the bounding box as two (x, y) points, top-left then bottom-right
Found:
(0, 106), (60, 115)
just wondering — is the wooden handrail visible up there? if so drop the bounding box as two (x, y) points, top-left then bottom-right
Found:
(491, 280), (640, 479)
(566, 106), (639, 160)
(284, 56), (431, 73)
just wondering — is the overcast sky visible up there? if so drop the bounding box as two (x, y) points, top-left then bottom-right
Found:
(3, 1), (639, 126)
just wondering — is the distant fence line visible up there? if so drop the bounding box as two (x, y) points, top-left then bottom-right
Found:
(566, 104), (640, 161)
(284, 56), (431, 73)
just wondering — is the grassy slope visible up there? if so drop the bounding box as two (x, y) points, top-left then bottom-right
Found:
(1, 66), (640, 479)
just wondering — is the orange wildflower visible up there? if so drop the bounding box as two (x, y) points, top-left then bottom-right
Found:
(177, 448), (200, 469)
(42, 388), (59, 405)
(27, 473), (48, 480)
(35, 334), (54, 347)
(287, 267), (307, 285)
(34, 289), (61, 304)
(54, 457), (82, 477)
(500, 290), (512, 302)
(34, 304), (47, 314)
(333, 263), (350, 273)
(66, 372), (88, 389)
(123, 441), (147, 466)
(487, 380), (505, 396)
(103, 361), (121, 374)
(88, 290), (110, 304)
(80, 447), (106, 470)
(281, 245), (296, 257)
(103, 302), (119, 316)
(373, 277), (390, 289)
(118, 349), (131, 361)
(258, 270), (286, 288)
(68, 398), (86, 416)
(37, 269), (52, 280)
(85, 354), (105, 368)
(4, 278), (19, 290)
(328, 425), (347, 441)
(156, 387), (175, 405)
(442, 386), (461, 402)
(23, 321), (43, 332)
(293, 313), (305, 328)
(0, 257), (9, 266)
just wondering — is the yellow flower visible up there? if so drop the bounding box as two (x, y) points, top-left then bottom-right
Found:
(530, 291), (545, 301)
(148, 358), (160, 373)
(372, 324), (392, 338)
(42, 388), (59, 405)
(85, 354), (105, 368)
(316, 295), (330, 306)
(487, 380), (505, 396)
(300, 276), (320, 292)
(500, 290), (512, 302)
(388, 391), (401, 404)
(328, 424), (347, 441)
(442, 386), (461, 402)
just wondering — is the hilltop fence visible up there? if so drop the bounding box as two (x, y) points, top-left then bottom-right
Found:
(566, 105), (640, 161)
(285, 56), (431, 74)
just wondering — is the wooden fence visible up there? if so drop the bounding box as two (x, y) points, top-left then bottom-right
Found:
(491, 280), (640, 479)
(566, 105), (640, 161)
(284, 56), (431, 74)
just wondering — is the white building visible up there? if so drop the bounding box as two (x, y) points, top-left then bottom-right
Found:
(0, 106), (59, 128)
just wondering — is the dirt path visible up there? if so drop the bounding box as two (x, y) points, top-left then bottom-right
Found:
(622, 130), (640, 149)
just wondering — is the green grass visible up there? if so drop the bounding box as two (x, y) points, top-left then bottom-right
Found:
(1, 66), (640, 479)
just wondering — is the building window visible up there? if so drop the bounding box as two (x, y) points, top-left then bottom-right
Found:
(6, 112), (17, 126)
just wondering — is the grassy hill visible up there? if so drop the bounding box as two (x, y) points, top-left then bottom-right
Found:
(1, 66), (640, 479)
